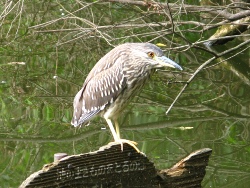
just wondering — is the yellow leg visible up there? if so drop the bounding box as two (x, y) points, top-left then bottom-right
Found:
(105, 118), (119, 141)
(104, 117), (140, 153)
(114, 120), (120, 139)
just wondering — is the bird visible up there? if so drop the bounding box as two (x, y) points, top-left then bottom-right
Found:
(71, 43), (182, 152)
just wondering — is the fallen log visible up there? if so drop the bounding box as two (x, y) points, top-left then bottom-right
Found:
(205, 16), (250, 46)
(20, 143), (212, 188)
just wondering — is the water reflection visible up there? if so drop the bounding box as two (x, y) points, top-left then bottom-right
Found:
(1, 44), (250, 187)
(0, 1), (250, 188)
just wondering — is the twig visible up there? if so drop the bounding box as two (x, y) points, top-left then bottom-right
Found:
(165, 39), (250, 115)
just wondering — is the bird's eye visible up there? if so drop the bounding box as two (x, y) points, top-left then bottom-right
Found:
(147, 52), (155, 58)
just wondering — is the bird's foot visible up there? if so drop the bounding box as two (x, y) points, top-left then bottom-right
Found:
(110, 139), (140, 153)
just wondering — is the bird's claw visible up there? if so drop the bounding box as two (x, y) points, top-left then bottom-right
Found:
(110, 139), (140, 153)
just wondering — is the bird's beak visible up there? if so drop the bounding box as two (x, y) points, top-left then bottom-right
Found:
(155, 56), (183, 71)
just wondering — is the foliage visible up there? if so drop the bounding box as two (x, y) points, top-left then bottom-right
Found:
(0, 0), (249, 187)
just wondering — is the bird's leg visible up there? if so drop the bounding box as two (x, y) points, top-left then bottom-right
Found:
(105, 118), (124, 150)
(114, 120), (139, 152)
(105, 118), (140, 152)
(114, 120), (120, 139)
(105, 118), (119, 141)
(118, 139), (140, 152)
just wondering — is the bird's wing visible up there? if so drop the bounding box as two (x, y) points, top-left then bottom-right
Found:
(82, 44), (129, 86)
(71, 61), (126, 127)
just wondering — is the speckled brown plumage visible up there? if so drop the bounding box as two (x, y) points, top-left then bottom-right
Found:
(71, 43), (182, 151)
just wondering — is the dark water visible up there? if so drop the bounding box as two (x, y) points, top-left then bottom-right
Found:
(0, 1), (250, 187)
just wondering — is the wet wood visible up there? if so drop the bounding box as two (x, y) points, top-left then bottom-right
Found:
(20, 143), (212, 188)
(205, 16), (250, 46)
(156, 148), (212, 187)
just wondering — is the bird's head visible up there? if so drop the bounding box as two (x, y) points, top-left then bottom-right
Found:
(130, 43), (183, 71)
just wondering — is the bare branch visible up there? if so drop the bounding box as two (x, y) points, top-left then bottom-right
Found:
(165, 39), (250, 115)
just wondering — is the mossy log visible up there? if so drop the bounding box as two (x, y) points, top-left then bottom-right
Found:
(205, 16), (250, 46)
(20, 143), (212, 188)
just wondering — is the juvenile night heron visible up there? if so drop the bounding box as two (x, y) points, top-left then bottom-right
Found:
(71, 43), (182, 152)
